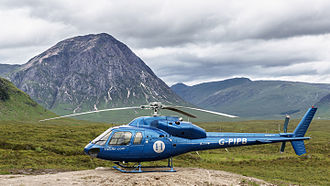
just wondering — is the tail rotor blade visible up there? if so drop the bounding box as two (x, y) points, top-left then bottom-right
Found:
(280, 142), (286, 153)
(283, 115), (290, 133)
(280, 115), (290, 153)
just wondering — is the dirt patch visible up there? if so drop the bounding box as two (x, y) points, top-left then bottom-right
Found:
(0, 167), (275, 186)
(9, 168), (68, 175)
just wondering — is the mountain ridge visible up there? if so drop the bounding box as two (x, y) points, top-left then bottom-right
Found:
(171, 78), (330, 119)
(171, 78), (252, 106)
(314, 93), (330, 119)
(0, 64), (21, 78)
(9, 33), (186, 118)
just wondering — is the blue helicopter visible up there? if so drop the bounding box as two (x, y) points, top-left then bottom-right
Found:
(41, 102), (317, 173)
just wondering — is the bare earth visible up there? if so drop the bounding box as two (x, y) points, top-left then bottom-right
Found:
(0, 167), (274, 186)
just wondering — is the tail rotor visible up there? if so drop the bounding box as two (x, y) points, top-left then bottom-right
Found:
(280, 115), (290, 153)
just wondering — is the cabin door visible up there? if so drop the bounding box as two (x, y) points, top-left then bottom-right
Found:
(128, 131), (145, 159)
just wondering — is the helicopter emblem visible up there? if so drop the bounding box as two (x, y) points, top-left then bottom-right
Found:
(153, 141), (165, 153)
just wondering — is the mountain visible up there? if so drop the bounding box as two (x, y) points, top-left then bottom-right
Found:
(314, 93), (330, 119)
(0, 77), (54, 121)
(9, 33), (185, 119)
(171, 78), (251, 105)
(171, 78), (330, 119)
(0, 64), (21, 78)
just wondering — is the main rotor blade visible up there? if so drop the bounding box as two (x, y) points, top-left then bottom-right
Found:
(39, 106), (140, 122)
(174, 106), (238, 118)
(163, 107), (197, 118)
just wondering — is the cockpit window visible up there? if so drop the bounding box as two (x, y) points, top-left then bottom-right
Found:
(91, 128), (112, 146)
(109, 132), (132, 146)
(133, 132), (143, 145)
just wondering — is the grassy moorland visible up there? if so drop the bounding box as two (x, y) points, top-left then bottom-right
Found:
(0, 119), (328, 185)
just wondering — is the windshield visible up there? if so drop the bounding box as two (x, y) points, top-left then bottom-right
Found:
(91, 128), (112, 145)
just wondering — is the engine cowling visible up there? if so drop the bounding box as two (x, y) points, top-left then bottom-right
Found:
(157, 119), (207, 139)
(130, 116), (207, 139)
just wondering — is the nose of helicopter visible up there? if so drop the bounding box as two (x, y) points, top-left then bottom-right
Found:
(84, 143), (100, 158)
(84, 143), (93, 154)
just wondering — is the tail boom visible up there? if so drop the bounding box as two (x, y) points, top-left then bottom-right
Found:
(185, 107), (317, 156)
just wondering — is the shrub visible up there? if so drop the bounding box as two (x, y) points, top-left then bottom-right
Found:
(0, 79), (10, 101)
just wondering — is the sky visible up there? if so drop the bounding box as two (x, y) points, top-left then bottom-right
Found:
(1, 0), (330, 85)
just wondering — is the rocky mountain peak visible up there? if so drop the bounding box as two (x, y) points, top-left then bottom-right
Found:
(10, 33), (184, 114)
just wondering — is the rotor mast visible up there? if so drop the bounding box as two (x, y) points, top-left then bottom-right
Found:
(141, 102), (163, 117)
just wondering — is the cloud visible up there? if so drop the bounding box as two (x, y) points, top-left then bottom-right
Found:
(0, 7), (75, 48)
(136, 34), (330, 85)
(1, 0), (330, 85)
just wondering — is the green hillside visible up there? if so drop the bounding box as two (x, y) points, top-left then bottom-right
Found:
(0, 77), (55, 121)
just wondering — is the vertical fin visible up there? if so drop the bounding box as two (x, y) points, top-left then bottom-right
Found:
(290, 107), (317, 156)
(293, 107), (317, 137)
(291, 140), (306, 156)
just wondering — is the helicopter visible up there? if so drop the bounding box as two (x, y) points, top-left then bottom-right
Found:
(40, 102), (317, 173)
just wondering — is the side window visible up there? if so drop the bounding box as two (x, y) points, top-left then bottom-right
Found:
(109, 132), (132, 146)
(133, 132), (143, 145)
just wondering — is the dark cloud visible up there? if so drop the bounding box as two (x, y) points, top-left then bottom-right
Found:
(1, 0), (330, 84)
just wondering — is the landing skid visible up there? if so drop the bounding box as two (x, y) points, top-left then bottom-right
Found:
(112, 157), (176, 173)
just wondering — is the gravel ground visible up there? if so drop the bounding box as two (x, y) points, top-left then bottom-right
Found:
(0, 167), (275, 186)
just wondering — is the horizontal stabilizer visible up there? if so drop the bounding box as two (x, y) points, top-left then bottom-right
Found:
(256, 139), (272, 143)
(256, 137), (310, 144)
